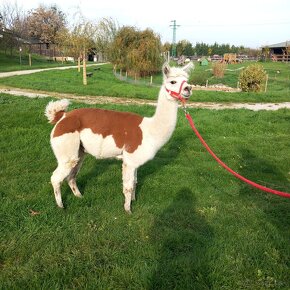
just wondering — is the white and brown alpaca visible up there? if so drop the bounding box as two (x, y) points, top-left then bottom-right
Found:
(45, 62), (193, 213)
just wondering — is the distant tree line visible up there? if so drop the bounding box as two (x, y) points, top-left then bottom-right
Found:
(163, 40), (260, 57)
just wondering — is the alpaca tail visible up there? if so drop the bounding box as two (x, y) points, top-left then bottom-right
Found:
(45, 99), (70, 124)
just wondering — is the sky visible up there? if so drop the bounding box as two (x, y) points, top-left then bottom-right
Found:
(2, 0), (290, 48)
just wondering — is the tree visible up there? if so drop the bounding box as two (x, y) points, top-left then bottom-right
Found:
(27, 5), (66, 44)
(109, 26), (163, 76)
(56, 17), (97, 58)
(93, 17), (118, 61)
(176, 39), (193, 57)
(195, 42), (209, 56)
(57, 18), (97, 85)
(0, 1), (28, 54)
(162, 42), (171, 53)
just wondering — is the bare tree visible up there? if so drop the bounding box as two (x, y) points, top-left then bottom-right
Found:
(56, 16), (96, 85)
(0, 1), (28, 54)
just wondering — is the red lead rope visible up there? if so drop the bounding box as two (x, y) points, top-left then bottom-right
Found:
(185, 113), (290, 198)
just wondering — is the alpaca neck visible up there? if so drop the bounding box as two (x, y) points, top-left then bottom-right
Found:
(149, 86), (179, 144)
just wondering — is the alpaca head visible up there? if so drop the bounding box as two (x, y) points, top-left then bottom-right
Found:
(162, 62), (194, 102)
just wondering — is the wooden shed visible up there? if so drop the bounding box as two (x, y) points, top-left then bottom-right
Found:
(262, 41), (290, 62)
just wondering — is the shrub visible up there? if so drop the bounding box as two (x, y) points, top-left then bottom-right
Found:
(239, 64), (267, 92)
(212, 62), (226, 78)
(189, 71), (208, 86)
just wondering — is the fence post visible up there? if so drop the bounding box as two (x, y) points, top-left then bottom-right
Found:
(264, 74), (268, 93)
(150, 76), (153, 85)
(83, 50), (87, 86)
(78, 56), (81, 73)
(29, 53), (32, 67)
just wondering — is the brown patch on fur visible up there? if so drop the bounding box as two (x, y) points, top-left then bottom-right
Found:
(51, 110), (65, 124)
(53, 108), (143, 153)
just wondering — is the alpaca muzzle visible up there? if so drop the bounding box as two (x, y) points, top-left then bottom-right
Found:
(182, 85), (192, 99)
(165, 80), (192, 103)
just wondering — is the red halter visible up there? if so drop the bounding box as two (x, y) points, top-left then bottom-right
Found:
(165, 80), (188, 105)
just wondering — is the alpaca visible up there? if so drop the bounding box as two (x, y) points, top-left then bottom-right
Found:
(45, 62), (193, 213)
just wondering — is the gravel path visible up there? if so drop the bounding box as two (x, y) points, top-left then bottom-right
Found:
(0, 63), (107, 78)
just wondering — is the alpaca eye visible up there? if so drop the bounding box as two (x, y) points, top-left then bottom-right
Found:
(170, 81), (177, 84)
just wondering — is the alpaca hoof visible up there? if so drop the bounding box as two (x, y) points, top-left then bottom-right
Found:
(125, 209), (132, 215)
(56, 200), (64, 208)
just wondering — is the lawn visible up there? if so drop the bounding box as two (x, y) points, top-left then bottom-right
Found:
(0, 51), (75, 72)
(0, 94), (289, 289)
(0, 61), (289, 103)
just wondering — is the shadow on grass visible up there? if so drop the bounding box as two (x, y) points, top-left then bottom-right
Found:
(239, 149), (290, 201)
(238, 148), (290, 287)
(239, 148), (290, 232)
(150, 187), (213, 290)
(77, 157), (118, 194)
(137, 128), (189, 194)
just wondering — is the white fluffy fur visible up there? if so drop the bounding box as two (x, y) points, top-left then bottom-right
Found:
(46, 63), (193, 213)
(45, 99), (70, 123)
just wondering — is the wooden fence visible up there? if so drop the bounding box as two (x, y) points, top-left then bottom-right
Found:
(271, 54), (290, 62)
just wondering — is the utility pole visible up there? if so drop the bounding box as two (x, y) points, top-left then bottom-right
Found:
(170, 20), (180, 58)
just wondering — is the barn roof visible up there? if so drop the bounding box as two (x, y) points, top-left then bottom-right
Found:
(262, 41), (290, 48)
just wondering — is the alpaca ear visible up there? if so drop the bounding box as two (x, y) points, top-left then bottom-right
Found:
(162, 62), (171, 77)
(182, 62), (194, 73)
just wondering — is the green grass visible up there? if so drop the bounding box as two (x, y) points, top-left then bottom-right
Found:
(0, 51), (75, 72)
(190, 61), (290, 102)
(0, 61), (289, 103)
(0, 64), (160, 100)
(1, 94), (289, 289)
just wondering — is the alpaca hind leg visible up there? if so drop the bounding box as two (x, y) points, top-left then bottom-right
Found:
(50, 132), (81, 208)
(122, 163), (136, 213)
(51, 163), (77, 208)
(67, 148), (85, 198)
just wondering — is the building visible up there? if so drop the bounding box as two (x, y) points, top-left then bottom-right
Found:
(261, 41), (290, 61)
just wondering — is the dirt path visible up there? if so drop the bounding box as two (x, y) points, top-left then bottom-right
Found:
(1, 86), (290, 111)
(0, 63), (107, 78)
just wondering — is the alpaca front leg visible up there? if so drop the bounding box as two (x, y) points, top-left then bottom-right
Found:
(131, 169), (137, 201)
(122, 163), (136, 213)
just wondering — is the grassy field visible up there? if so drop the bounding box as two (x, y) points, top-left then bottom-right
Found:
(0, 61), (289, 103)
(0, 51), (75, 72)
(1, 94), (289, 289)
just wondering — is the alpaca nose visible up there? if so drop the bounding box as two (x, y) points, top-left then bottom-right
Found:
(184, 86), (191, 92)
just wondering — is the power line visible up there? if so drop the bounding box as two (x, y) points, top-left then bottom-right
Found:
(180, 21), (290, 28)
